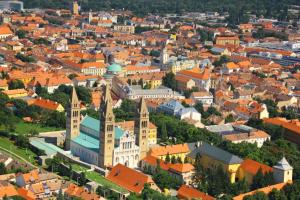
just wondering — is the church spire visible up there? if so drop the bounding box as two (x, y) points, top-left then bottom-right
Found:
(66, 86), (81, 150)
(99, 84), (115, 168)
(71, 86), (79, 103)
(135, 97), (149, 159)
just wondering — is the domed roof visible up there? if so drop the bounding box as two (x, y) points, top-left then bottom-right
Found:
(107, 63), (122, 72)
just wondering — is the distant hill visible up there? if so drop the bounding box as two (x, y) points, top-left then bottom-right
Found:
(21, 0), (300, 22)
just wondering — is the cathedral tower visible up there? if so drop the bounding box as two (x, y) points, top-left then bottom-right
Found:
(99, 85), (115, 168)
(66, 87), (81, 150)
(135, 97), (149, 159)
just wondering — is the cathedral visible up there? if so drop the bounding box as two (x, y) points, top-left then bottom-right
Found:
(65, 86), (151, 169)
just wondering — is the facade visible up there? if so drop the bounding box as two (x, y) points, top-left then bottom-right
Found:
(191, 91), (214, 105)
(157, 99), (201, 122)
(67, 86), (153, 168)
(141, 155), (195, 185)
(215, 36), (240, 46)
(114, 25), (135, 34)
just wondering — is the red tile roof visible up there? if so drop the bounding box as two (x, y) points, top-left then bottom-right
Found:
(240, 159), (273, 175)
(106, 164), (154, 193)
(177, 185), (215, 200)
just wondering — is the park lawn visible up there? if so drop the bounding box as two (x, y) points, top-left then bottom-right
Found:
(85, 171), (128, 194)
(0, 137), (36, 164)
(0, 121), (61, 135)
(71, 163), (89, 172)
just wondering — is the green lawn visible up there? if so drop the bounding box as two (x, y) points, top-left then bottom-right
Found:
(85, 171), (128, 194)
(0, 137), (36, 164)
(0, 121), (61, 135)
(71, 163), (90, 172)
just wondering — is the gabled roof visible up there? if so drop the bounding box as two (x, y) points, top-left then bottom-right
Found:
(240, 159), (273, 175)
(177, 185), (215, 200)
(187, 142), (243, 165)
(106, 164), (154, 194)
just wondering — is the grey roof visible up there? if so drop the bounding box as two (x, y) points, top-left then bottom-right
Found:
(273, 157), (293, 170)
(187, 142), (243, 165)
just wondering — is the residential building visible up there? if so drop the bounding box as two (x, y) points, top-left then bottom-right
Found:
(206, 124), (271, 148)
(157, 99), (201, 123)
(64, 183), (104, 200)
(106, 164), (160, 194)
(175, 75), (196, 92)
(263, 117), (300, 147)
(142, 155), (195, 185)
(27, 98), (65, 112)
(177, 69), (211, 91)
(2, 88), (28, 98)
(191, 91), (214, 105)
(238, 159), (273, 184)
(215, 36), (240, 46)
(177, 185), (215, 200)
(0, 24), (13, 39)
(114, 25), (135, 34)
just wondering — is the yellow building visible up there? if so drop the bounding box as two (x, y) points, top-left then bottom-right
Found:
(148, 122), (157, 145)
(185, 142), (243, 183)
(149, 143), (190, 161)
(2, 89), (28, 98)
(238, 159), (273, 184)
(215, 36), (240, 46)
(72, 1), (79, 15)
(27, 98), (65, 112)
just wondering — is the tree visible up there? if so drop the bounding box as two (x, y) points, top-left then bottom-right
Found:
(177, 157), (182, 163)
(225, 114), (235, 123)
(15, 135), (29, 148)
(8, 79), (25, 90)
(162, 72), (177, 90)
(0, 162), (7, 175)
(213, 55), (229, 67)
(251, 168), (274, 190)
(78, 172), (86, 186)
(15, 30), (28, 39)
(171, 156), (176, 164)
(165, 153), (170, 163)
(244, 191), (268, 200)
(268, 189), (288, 200)
(57, 188), (64, 200)
(161, 123), (168, 142)
(68, 73), (78, 80)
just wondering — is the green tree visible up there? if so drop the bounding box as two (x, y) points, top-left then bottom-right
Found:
(171, 156), (176, 164)
(165, 153), (170, 163)
(161, 123), (168, 141)
(162, 72), (177, 90)
(0, 162), (7, 175)
(8, 79), (25, 90)
(15, 30), (28, 39)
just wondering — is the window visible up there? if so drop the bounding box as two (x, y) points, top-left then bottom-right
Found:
(107, 125), (113, 132)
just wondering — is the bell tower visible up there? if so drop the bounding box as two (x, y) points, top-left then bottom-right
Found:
(66, 87), (81, 150)
(135, 97), (149, 159)
(99, 85), (115, 168)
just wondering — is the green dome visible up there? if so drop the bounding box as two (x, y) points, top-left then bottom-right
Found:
(107, 63), (122, 73)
